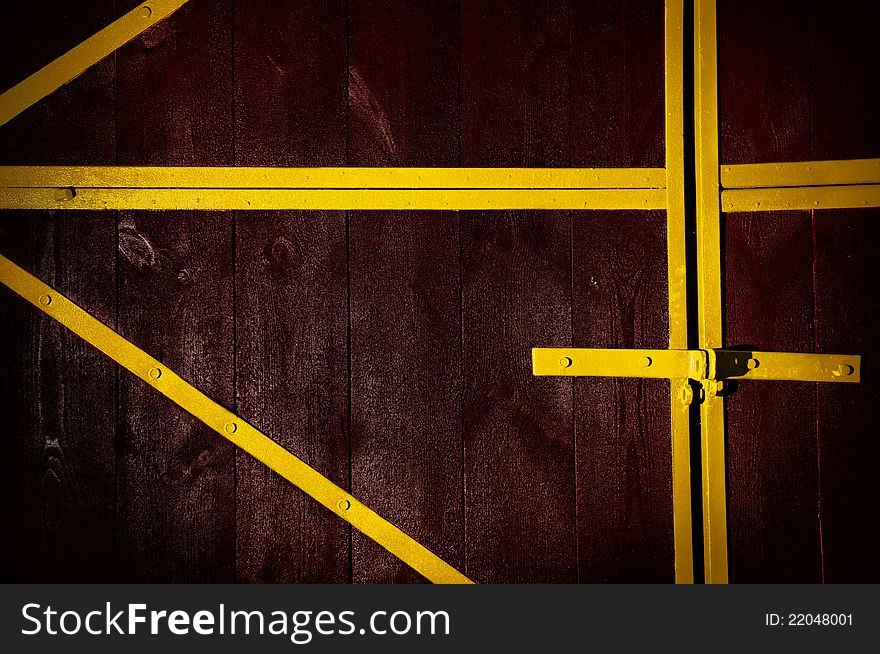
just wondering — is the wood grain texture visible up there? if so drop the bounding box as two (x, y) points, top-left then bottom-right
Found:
(812, 0), (880, 582)
(460, 0), (575, 583)
(0, 0), (117, 581)
(571, 0), (664, 168)
(813, 209), (880, 582)
(723, 212), (821, 582)
(570, 1), (672, 582)
(571, 212), (672, 582)
(115, 0), (235, 582)
(718, 0), (811, 165)
(347, 0), (462, 583)
(234, 0), (350, 583)
(0, 1), (117, 163)
(718, 0), (821, 582)
(811, 0), (880, 161)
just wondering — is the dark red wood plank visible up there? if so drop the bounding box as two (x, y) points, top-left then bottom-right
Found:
(347, 0), (462, 583)
(570, 0), (672, 582)
(571, 0), (664, 169)
(811, 0), (880, 161)
(460, 0), (575, 583)
(234, 0), (349, 583)
(719, 0), (821, 581)
(813, 209), (880, 582)
(812, 0), (880, 582)
(723, 212), (821, 582)
(0, 0), (116, 581)
(718, 0), (811, 166)
(570, 212), (672, 582)
(0, 2), (116, 163)
(115, 0), (235, 582)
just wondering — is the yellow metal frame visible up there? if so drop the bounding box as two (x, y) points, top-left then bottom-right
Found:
(0, 0), (869, 584)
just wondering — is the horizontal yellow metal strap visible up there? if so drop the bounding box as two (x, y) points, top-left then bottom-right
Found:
(0, 166), (666, 190)
(709, 349), (861, 383)
(0, 187), (667, 211)
(722, 159), (880, 189)
(533, 347), (860, 383)
(0, 253), (472, 585)
(532, 348), (706, 380)
(0, 1), (189, 127)
(722, 185), (880, 212)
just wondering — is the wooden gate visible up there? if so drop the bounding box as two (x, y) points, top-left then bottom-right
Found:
(0, 0), (877, 583)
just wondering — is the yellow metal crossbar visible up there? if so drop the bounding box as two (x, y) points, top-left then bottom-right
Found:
(708, 350), (860, 383)
(0, 254), (472, 585)
(721, 185), (880, 212)
(0, 166), (666, 190)
(0, 187), (667, 211)
(722, 158), (880, 188)
(532, 348), (860, 384)
(0, 1), (189, 127)
(533, 348), (705, 381)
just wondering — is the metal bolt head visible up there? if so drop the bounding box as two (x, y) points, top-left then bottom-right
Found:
(706, 380), (725, 397)
(139, 5), (152, 18)
(560, 357), (572, 368)
(638, 356), (652, 368)
(746, 358), (759, 370)
(677, 384), (694, 407)
(832, 364), (854, 378)
(338, 499), (351, 511)
(53, 188), (75, 202)
(38, 294), (52, 306)
(224, 422), (238, 434)
(149, 367), (162, 380)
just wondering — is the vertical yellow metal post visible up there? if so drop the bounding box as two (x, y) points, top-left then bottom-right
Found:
(694, 0), (729, 583)
(664, 0), (694, 584)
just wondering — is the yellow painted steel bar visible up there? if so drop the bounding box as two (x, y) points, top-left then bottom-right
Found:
(532, 347), (860, 384)
(694, 0), (728, 584)
(664, 0), (694, 584)
(0, 1), (189, 127)
(722, 185), (880, 212)
(709, 350), (860, 383)
(722, 158), (880, 189)
(0, 254), (472, 585)
(0, 187), (667, 211)
(532, 348), (706, 380)
(0, 166), (666, 190)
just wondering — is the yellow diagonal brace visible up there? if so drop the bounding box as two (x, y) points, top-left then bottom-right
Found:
(0, 166), (666, 190)
(695, 0), (728, 584)
(0, 254), (471, 585)
(0, 187), (667, 211)
(665, 0), (694, 584)
(0, 1), (189, 127)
